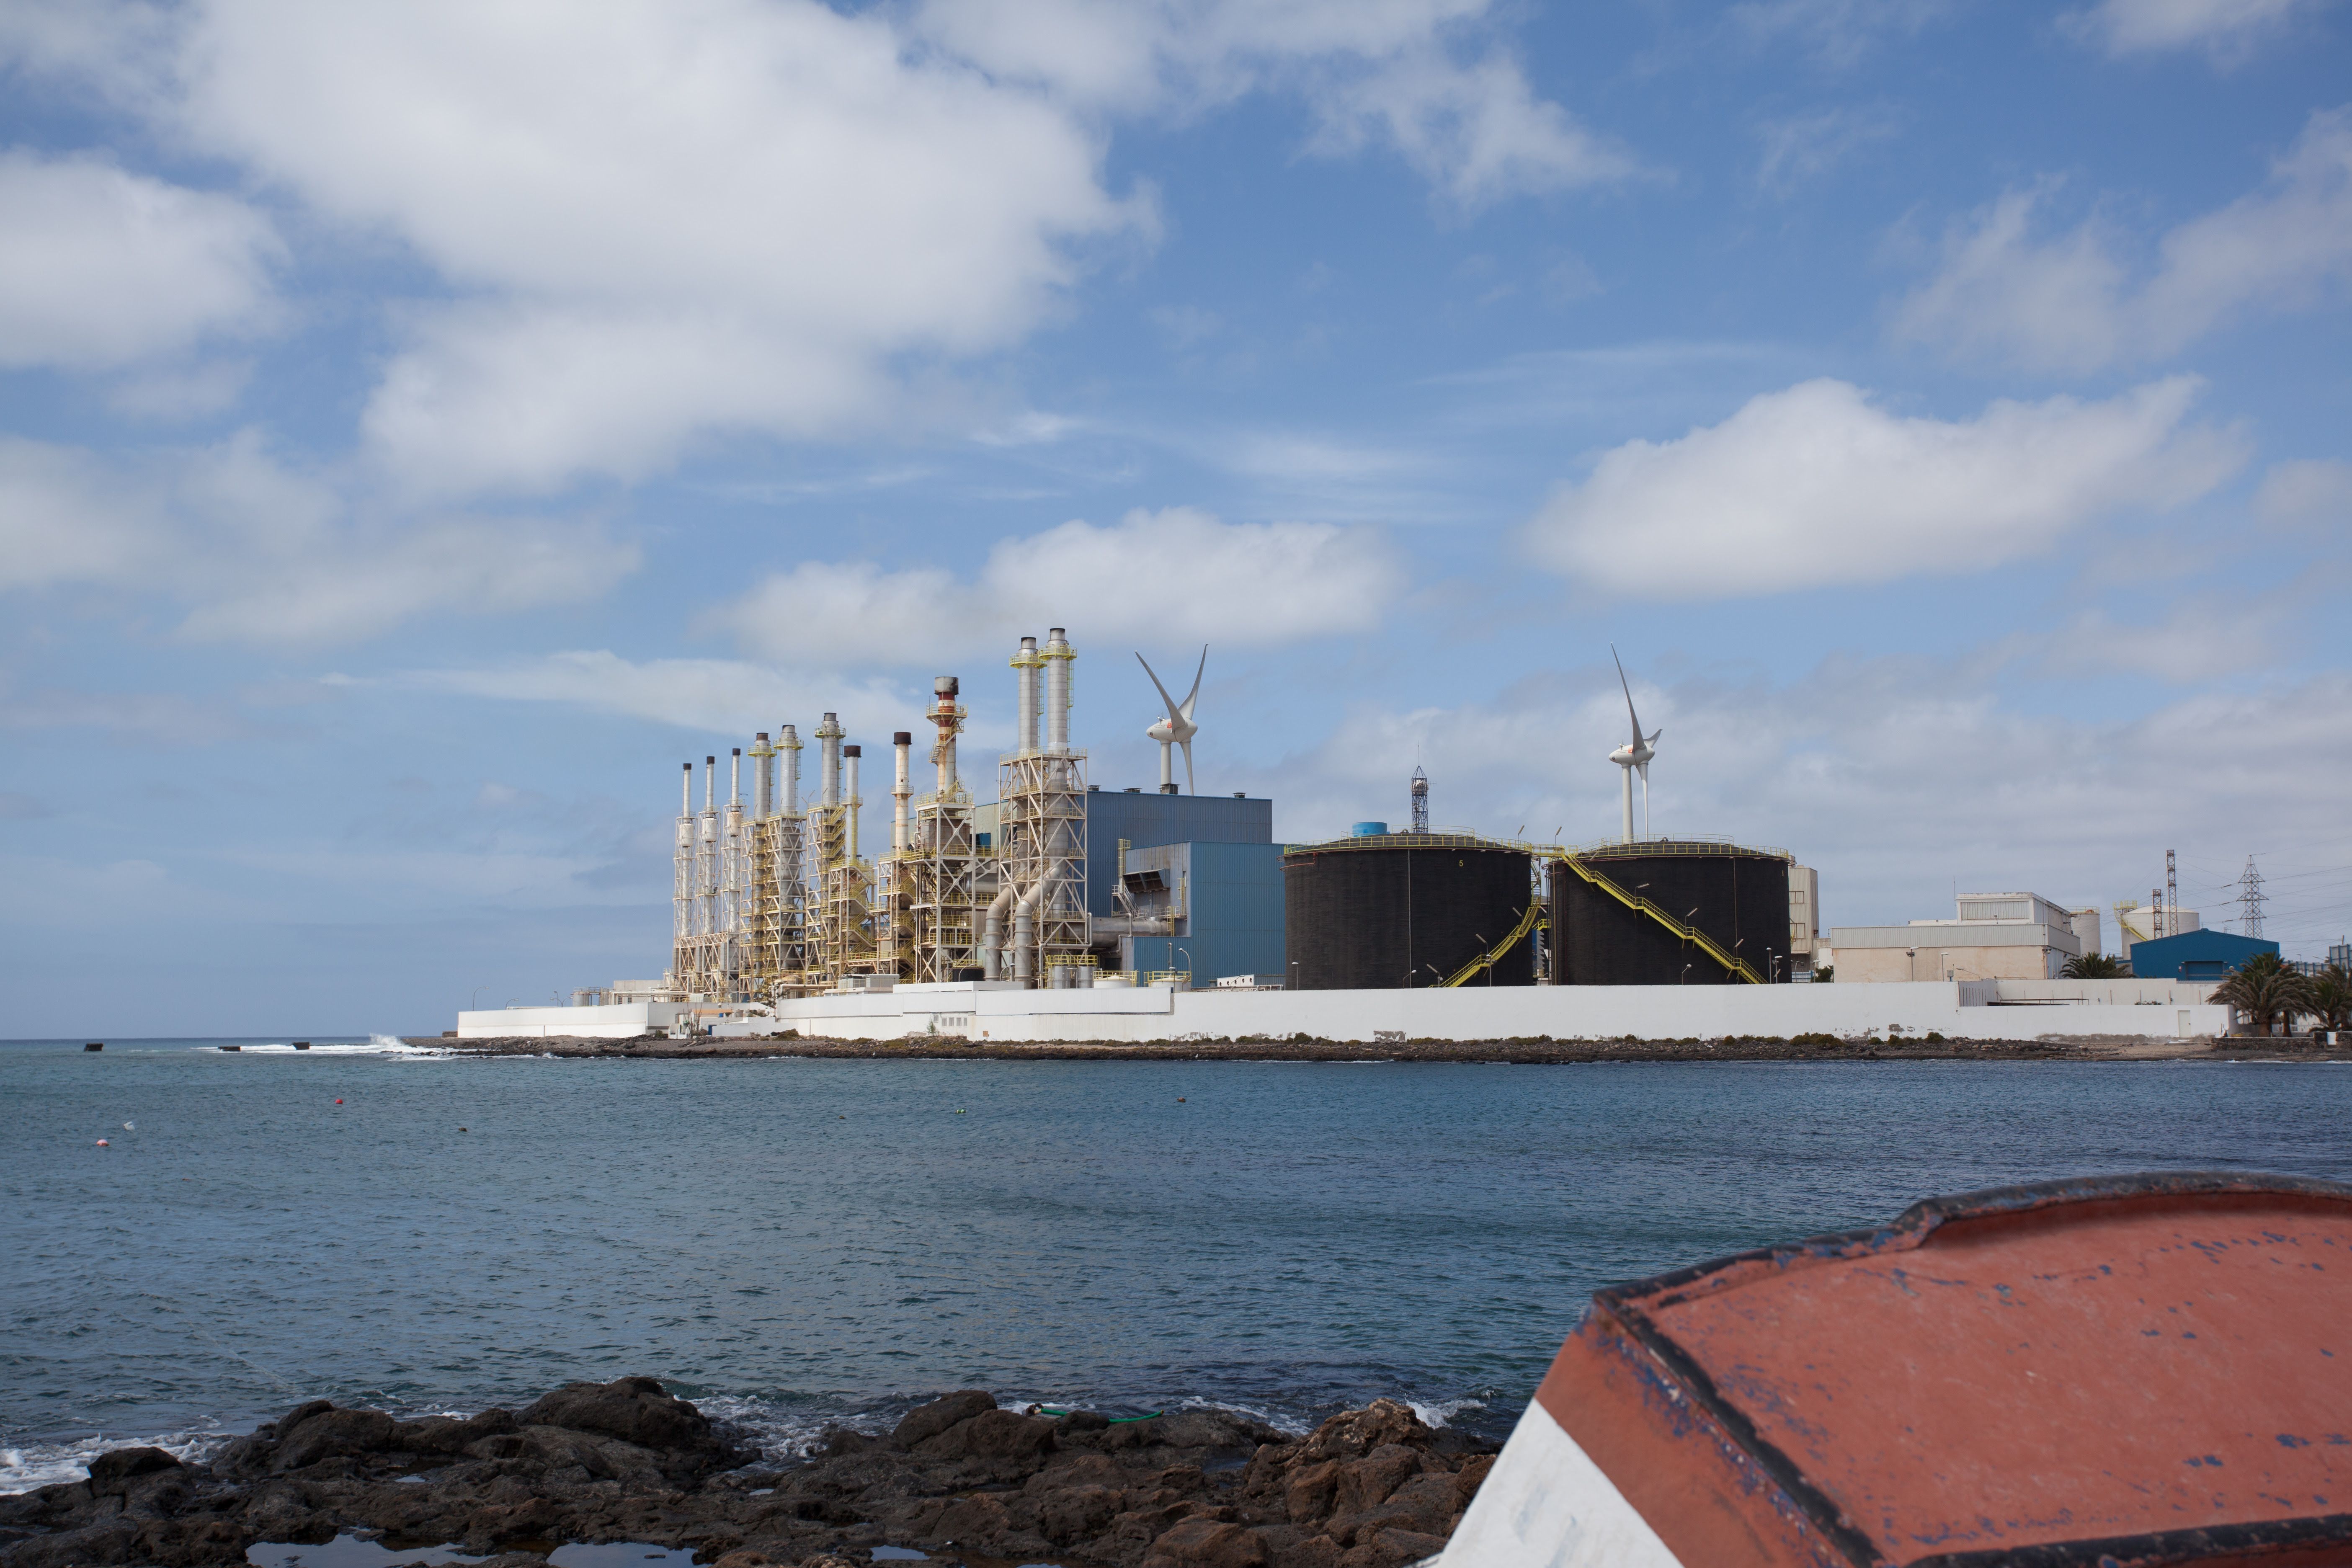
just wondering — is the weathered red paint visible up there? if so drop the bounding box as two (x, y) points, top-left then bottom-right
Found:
(1534, 1173), (2352, 1567)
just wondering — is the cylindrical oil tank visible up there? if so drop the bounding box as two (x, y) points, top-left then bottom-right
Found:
(1550, 842), (1792, 985)
(1284, 834), (1538, 990)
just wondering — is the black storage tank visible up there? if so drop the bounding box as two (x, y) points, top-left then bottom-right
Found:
(1284, 833), (1539, 990)
(1550, 841), (1792, 985)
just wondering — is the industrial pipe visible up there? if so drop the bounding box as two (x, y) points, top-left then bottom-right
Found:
(753, 733), (773, 821)
(1013, 878), (1046, 985)
(981, 882), (1016, 981)
(843, 745), (861, 860)
(1014, 637), (1040, 755)
(730, 748), (741, 810)
(1092, 913), (1176, 936)
(680, 761), (691, 818)
(703, 756), (715, 814)
(892, 732), (912, 854)
(1044, 627), (1073, 755)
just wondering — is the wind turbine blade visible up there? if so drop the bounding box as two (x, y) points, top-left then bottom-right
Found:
(1181, 739), (1195, 796)
(1180, 645), (1206, 720)
(1636, 761), (1649, 784)
(1136, 652), (1182, 722)
(1612, 645), (1643, 744)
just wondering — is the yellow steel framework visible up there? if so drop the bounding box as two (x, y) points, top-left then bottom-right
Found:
(1438, 895), (1545, 987)
(1553, 852), (1764, 984)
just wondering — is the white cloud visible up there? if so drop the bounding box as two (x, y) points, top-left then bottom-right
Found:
(88, 0), (1141, 495)
(2066, 0), (2327, 56)
(1307, 49), (1640, 207)
(0, 432), (637, 644)
(0, 148), (280, 370)
(1524, 377), (2242, 599)
(1728, 0), (1950, 65)
(912, 0), (1630, 205)
(1896, 108), (2352, 371)
(1253, 657), (2352, 949)
(2, 1), (1628, 494)
(1754, 105), (1900, 195)
(390, 652), (909, 740)
(712, 507), (1407, 666)
(2256, 457), (2352, 529)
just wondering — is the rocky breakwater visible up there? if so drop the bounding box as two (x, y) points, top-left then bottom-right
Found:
(0, 1379), (1494, 1568)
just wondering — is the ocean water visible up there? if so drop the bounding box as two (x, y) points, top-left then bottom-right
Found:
(5, 1037), (2349, 1494)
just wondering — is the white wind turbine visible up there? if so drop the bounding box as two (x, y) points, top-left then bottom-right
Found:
(1137, 647), (1205, 794)
(1608, 646), (1661, 844)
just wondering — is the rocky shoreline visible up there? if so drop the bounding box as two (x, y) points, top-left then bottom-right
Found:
(417, 1032), (2343, 1063)
(0, 1378), (1497, 1568)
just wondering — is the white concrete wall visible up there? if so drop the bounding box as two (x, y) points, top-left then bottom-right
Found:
(707, 982), (2231, 1045)
(457, 1001), (689, 1039)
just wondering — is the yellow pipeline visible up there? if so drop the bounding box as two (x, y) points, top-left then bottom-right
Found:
(1553, 855), (1764, 984)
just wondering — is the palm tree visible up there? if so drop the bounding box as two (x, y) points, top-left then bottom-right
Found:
(2306, 963), (2352, 1033)
(2209, 952), (2314, 1036)
(2061, 952), (2129, 979)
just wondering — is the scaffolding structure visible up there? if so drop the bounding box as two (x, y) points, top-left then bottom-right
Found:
(908, 677), (985, 982)
(659, 629), (1089, 1003)
(993, 628), (1090, 984)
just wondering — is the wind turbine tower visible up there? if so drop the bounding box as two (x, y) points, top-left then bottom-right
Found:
(1137, 647), (1206, 794)
(1608, 647), (1661, 845)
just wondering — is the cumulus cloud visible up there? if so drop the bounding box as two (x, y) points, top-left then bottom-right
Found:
(0, 0), (1623, 495)
(915, 0), (1632, 207)
(1254, 657), (2352, 946)
(1896, 108), (2352, 371)
(390, 652), (909, 740)
(1728, 0), (1950, 65)
(2066, 0), (2328, 55)
(1523, 378), (2242, 599)
(0, 432), (637, 644)
(712, 507), (1407, 666)
(2256, 457), (2352, 529)
(0, 149), (280, 370)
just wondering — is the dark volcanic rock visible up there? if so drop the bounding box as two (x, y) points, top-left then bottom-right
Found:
(888, 1389), (995, 1448)
(518, 1375), (716, 1452)
(0, 1382), (1497, 1568)
(83, 1448), (181, 1493)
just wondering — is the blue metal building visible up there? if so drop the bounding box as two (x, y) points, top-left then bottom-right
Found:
(2127, 928), (2278, 981)
(1084, 787), (1284, 984)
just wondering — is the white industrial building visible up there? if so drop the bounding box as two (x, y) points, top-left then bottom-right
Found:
(1830, 892), (2103, 983)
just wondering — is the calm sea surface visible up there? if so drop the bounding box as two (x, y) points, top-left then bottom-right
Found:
(5, 1037), (2348, 1492)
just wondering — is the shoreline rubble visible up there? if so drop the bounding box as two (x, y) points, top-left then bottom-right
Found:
(0, 1378), (1497, 1568)
(413, 1032), (2347, 1064)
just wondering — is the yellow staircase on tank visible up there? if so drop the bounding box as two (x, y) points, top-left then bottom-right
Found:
(1437, 896), (1547, 987)
(1553, 854), (1764, 984)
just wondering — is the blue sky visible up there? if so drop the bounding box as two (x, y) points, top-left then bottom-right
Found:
(3, 0), (2349, 1035)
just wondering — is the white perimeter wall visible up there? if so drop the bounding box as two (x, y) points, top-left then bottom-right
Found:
(458, 1001), (688, 1039)
(721, 982), (2228, 1044)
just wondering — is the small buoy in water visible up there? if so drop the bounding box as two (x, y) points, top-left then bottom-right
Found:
(95, 1138), (109, 1146)
(335, 1099), (343, 1105)
(957, 1108), (967, 1114)
(123, 1121), (134, 1130)
(84, 1042), (103, 1052)
(459, 1126), (468, 1132)
(1177, 1098), (1185, 1103)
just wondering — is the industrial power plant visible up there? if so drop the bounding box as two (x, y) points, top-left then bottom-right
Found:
(456, 629), (2233, 1045)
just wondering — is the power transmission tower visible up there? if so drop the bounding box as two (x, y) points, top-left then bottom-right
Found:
(1410, 766), (1429, 833)
(2237, 856), (2266, 939)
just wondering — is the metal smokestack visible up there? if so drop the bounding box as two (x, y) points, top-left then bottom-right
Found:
(752, 734), (773, 820)
(730, 748), (741, 807)
(817, 713), (842, 808)
(779, 725), (801, 816)
(892, 732), (913, 854)
(703, 756), (715, 814)
(843, 744), (862, 860)
(1014, 636), (1040, 755)
(932, 676), (960, 797)
(1043, 627), (1073, 754)
(681, 761), (691, 817)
